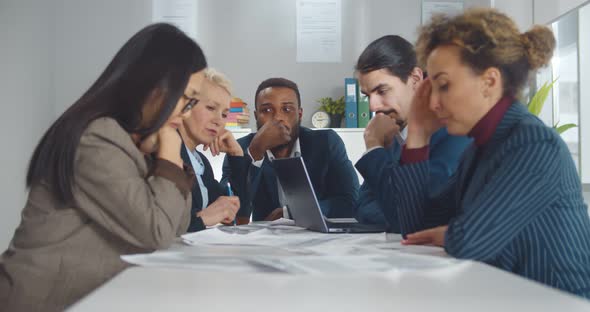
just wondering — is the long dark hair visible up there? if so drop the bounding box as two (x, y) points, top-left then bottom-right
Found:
(26, 23), (207, 204)
(355, 35), (417, 82)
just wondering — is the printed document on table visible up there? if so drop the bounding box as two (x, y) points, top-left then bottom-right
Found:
(121, 243), (313, 273)
(122, 251), (264, 273)
(181, 227), (340, 248)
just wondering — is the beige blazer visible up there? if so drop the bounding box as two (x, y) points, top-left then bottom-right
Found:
(0, 118), (192, 312)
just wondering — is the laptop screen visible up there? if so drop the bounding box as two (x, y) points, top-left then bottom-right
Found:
(272, 157), (330, 232)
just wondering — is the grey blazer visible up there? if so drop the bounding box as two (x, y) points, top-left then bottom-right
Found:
(0, 118), (192, 312)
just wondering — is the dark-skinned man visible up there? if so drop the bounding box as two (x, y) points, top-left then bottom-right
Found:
(222, 78), (359, 223)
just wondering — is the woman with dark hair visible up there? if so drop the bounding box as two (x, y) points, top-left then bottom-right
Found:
(377, 8), (590, 298)
(0, 23), (207, 311)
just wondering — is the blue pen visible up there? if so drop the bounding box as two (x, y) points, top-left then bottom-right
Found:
(227, 183), (236, 226)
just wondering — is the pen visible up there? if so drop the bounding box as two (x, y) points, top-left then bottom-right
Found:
(227, 183), (236, 226)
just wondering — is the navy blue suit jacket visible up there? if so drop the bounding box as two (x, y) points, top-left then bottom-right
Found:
(221, 127), (359, 221)
(355, 128), (471, 232)
(391, 102), (590, 299)
(181, 146), (226, 232)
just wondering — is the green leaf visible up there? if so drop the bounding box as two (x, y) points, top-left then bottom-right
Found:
(317, 96), (345, 116)
(528, 79), (557, 116)
(555, 123), (577, 135)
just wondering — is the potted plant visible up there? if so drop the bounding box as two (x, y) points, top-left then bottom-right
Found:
(527, 79), (576, 135)
(317, 96), (345, 128)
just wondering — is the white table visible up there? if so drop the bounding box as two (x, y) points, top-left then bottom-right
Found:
(68, 226), (590, 311)
(68, 264), (590, 312)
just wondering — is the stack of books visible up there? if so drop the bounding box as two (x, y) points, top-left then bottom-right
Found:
(225, 98), (250, 129)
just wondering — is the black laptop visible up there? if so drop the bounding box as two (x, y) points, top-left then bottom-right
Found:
(272, 157), (387, 233)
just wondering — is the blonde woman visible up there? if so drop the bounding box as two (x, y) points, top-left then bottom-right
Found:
(178, 68), (242, 232)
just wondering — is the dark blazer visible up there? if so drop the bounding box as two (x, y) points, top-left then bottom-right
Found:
(394, 102), (590, 299)
(181, 146), (226, 232)
(355, 128), (471, 232)
(221, 127), (359, 221)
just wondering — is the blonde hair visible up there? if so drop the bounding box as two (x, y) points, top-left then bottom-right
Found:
(416, 8), (555, 96)
(203, 67), (232, 96)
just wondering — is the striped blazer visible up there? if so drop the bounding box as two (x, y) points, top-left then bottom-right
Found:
(393, 102), (590, 298)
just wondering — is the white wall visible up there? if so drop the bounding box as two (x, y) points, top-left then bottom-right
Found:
(579, 4), (590, 183)
(198, 0), (433, 128)
(489, 0), (590, 35)
(534, 0), (589, 24)
(49, 0), (501, 130)
(0, 0), (55, 249)
(493, 0), (534, 30)
(197, 0), (363, 128)
(53, 0), (152, 116)
(198, 0), (495, 129)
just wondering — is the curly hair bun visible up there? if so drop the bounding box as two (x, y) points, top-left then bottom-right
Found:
(521, 25), (556, 70)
